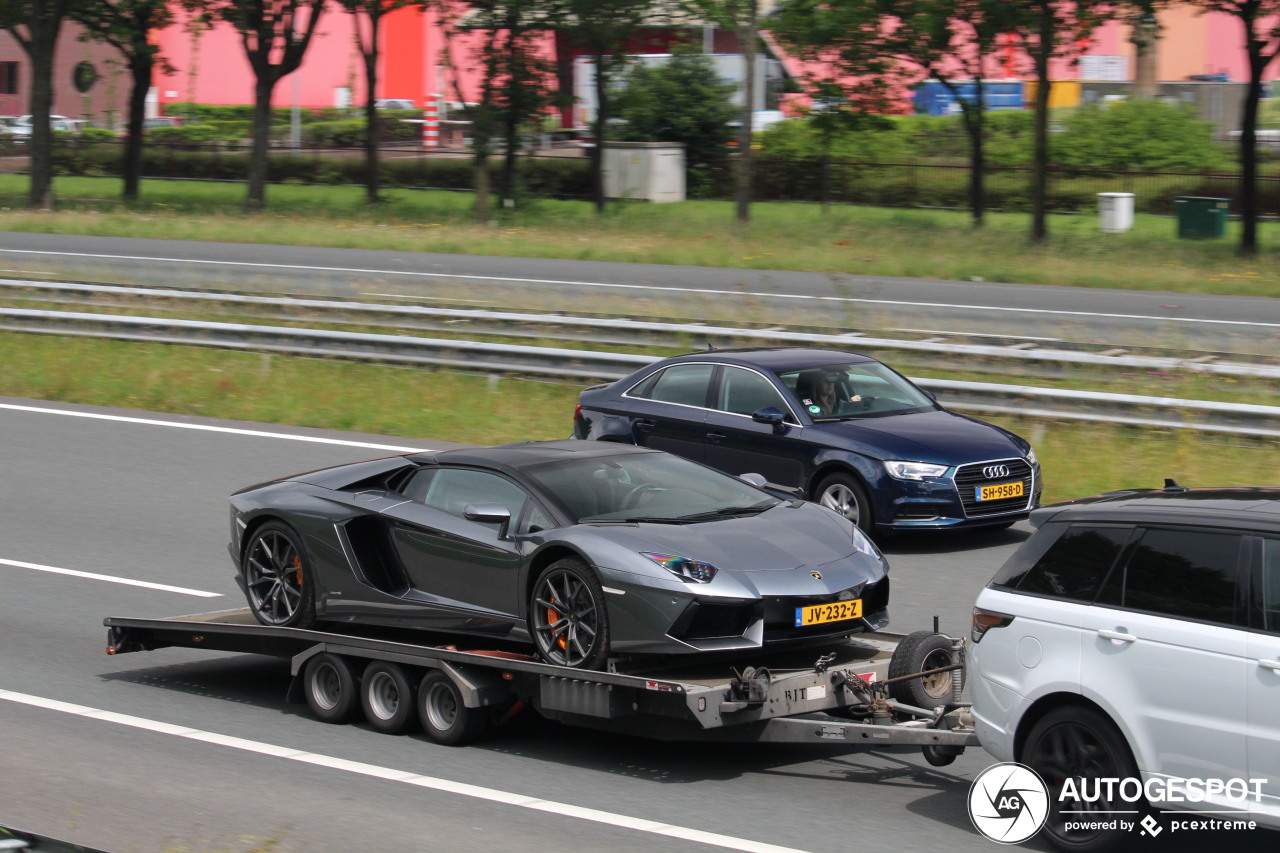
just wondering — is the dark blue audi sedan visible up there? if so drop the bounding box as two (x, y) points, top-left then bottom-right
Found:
(573, 347), (1041, 536)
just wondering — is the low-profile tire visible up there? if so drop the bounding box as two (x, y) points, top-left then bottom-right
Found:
(303, 652), (359, 724)
(528, 558), (611, 670)
(813, 472), (874, 533)
(360, 661), (420, 734)
(417, 670), (489, 746)
(887, 631), (963, 710)
(241, 521), (317, 628)
(1022, 706), (1144, 853)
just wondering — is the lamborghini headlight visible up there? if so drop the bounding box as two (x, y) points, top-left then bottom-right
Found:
(642, 552), (718, 583)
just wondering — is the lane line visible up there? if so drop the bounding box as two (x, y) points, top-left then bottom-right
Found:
(0, 689), (810, 853)
(2, 248), (1273, 329)
(0, 557), (221, 597)
(0, 403), (426, 452)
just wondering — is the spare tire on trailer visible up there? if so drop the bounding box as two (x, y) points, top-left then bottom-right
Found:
(886, 631), (963, 710)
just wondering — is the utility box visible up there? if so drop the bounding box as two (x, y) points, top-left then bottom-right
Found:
(1097, 192), (1135, 232)
(602, 142), (685, 203)
(1176, 196), (1229, 238)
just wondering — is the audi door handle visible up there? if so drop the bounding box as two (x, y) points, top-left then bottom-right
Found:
(707, 432), (726, 442)
(1259, 659), (1280, 673)
(1097, 629), (1137, 644)
(634, 420), (656, 433)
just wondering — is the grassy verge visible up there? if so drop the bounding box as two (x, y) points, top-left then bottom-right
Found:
(1, 175), (1278, 297)
(4, 331), (1274, 502)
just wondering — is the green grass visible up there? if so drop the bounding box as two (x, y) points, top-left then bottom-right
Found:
(3, 331), (1275, 502)
(2, 175), (1279, 298)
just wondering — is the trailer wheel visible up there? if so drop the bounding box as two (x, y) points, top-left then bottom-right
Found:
(360, 661), (420, 734)
(1023, 706), (1142, 853)
(529, 559), (610, 669)
(303, 652), (359, 724)
(417, 670), (489, 746)
(887, 631), (962, 710)
(242, 521), (317, 628)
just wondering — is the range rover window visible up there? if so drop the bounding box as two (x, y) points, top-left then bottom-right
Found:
(715, 366), (794, 419)
(1262, 537), (1280, 633)
(992, 523), (1132, 601)
(627, 364), (714, 408)
(1116, 527), (1244, 626)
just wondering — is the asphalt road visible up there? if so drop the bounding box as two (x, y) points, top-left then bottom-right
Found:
(3, 397), (1276, 853)
(2, 231), (1278, 357)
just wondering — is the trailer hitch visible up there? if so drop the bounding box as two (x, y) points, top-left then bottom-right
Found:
(727, 666), (772, 704)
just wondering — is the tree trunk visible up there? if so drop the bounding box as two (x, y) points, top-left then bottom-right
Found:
(122, 55), (152, 201)
(735, 4), (757, 224)
(966, 85), (986, 228)
(591, 53), (608, 214)
(473, 156), (490, 223)
(246, 73), (276, 212)
(1030, 9), (1053, 243)
(1238, 51), (1264, 255)
(363, 18), (380, 205)
(26, 43), (56, 210)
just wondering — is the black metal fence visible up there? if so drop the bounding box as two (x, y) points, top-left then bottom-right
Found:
(17, 137), (1280, 216)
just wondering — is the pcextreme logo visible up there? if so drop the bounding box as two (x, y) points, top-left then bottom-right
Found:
(968, 762), (1050, 844)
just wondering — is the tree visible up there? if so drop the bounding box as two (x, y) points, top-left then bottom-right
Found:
(339, 0), (417, 204)
(441, 0), (555, 221)
(613, 49), (737, 194)
(693, 0), (760, 223)
(772, 0), (1015, 226)
(1182, 1), (1280, 255)
(556, 0), (661, 213)
(196, 0), (329, 211)
(73, 0), (177, 201)
(1005, 0), (1117, 242)
(0, 0), (77, 209)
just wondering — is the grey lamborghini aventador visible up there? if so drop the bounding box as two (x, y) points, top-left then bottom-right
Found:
(229, 440), (890, 669)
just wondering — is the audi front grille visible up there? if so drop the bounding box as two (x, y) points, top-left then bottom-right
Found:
(954, 458), (1034, 518)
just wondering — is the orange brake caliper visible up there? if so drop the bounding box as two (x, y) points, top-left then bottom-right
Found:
(547, 593), (566, 650)
(293, 555), (302, 585)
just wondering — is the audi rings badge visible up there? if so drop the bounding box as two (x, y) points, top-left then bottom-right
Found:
(983, 464), (1011, 479)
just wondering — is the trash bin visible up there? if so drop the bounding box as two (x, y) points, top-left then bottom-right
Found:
(1175, 196), (1229, 239)
(1098, 192), (1134, 233)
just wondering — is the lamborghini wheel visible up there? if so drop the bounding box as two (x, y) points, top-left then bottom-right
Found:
(529, 559), (610, 670)
(242, 521), (317, 628)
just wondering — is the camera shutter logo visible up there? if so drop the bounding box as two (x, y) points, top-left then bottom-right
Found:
(968, 762), (1050, 844)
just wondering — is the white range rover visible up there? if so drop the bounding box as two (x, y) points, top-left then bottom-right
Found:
(970, 482), (1280, 852)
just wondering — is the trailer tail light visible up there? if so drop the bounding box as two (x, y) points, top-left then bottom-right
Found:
(972, 608), (1014, 643)
(573, 404), (581, 423)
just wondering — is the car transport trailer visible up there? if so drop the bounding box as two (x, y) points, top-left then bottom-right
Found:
(104, 609), (978, 762)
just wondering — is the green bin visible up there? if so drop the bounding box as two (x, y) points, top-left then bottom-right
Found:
(1175, 196), (1229, 239)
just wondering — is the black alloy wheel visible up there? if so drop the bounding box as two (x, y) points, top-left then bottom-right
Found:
(529, 558), (610, 669)
(1022, 706), (1144, 853)
(242, 521), (316, 628)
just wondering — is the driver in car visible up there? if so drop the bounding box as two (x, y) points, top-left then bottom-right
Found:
(802, 371), (862, 416)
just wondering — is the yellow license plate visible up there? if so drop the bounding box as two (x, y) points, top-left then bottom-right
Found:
(977, 481), (1024, 501)
(795, 600), (863, 627)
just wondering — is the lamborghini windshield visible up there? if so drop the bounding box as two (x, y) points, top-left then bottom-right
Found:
(523, 452), (780, 523)
(777, 362), (936, 420)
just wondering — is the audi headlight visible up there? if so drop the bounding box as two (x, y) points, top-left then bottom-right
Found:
(642, 552), (718, 583)
(883, 460), (949, 481)
(1026, 447), (1038, 467)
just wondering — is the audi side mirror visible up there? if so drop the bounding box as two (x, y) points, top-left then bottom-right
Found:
(751, 406), (787, 433)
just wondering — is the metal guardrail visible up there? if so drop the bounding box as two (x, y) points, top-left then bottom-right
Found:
(5, 279), (1278, 377)
(3, 305), (1278, 437)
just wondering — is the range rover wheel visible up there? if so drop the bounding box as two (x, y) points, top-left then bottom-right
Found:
(1023, 706), (1144, 853)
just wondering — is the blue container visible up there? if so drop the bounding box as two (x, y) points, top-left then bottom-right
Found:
(914, 80), (1024, 116)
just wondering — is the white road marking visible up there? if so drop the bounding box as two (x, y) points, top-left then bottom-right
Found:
(0, 402), (425, 452)
(0, 557), (221, 597)
(2, 247), (1274, 329)
(0, 689), (811, 853)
